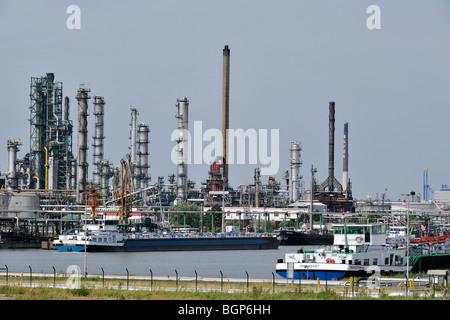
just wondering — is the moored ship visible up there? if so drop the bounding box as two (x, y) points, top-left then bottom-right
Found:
(53, 219), (279, 252)
(276, 222), (450, 280)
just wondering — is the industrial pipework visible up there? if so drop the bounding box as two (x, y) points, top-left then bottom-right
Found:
(29, 73), (73, 190)
(100, 159), (114, 198)
(5, 139), (21, 190)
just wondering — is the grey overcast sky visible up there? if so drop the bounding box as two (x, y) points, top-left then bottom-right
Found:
(0, 0), (449, 201)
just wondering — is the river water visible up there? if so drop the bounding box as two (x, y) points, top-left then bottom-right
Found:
(0, 246), (316, 279)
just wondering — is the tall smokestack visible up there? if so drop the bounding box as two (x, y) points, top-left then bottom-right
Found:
(222, 45), (230, 185)
(319, 101), (342, 192)
(342, 122), (349, 193)
(328, 101), (335, 190)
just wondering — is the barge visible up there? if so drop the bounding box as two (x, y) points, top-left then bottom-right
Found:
(53, 219), (279, 252)
(276, 222), (450, 280)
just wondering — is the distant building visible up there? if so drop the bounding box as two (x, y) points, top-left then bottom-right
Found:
(434, 185), (450, 204)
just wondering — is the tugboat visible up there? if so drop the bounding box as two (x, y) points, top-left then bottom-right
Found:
(276, 222), (450, 280)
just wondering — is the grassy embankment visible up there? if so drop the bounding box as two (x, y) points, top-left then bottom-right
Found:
(0, 274), (448, 300)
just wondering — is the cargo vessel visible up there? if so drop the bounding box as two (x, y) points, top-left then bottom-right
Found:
(276, 222), (450, 280)
(53, 219), (279, 252)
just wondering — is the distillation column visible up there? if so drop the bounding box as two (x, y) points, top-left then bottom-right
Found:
(33, 87), (44, 189)
(6, 139), (21, 190)
(138, 123), (150, 191)
(92, 96), (105, 189)
(100, 159), (114, 198)
(64, 96), (70, 121)
(289, 141), (302, 202)
(69, 159), (77, 191)
(130, 108), (138, 164)
(254, 166), (260, 208)
(130, 107), (139, 189)
(175, 98), (189, 202)
(76, 86), (90, 204)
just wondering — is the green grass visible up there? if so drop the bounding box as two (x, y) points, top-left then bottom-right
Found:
(0, 284), (448, 300)
(0, 272), (448, 300)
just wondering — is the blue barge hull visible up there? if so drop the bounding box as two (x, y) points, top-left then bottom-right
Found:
(56, 236), (280, 252)
(54, 245), (86, 252)
(276, 270), (348, 281)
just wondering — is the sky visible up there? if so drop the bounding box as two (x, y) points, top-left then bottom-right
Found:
(0, 0), (449, 201)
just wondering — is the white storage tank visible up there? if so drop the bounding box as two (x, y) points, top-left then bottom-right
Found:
(7, 192), (40, 218)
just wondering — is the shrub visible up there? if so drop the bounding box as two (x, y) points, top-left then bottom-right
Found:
(71, 285), (91, 297)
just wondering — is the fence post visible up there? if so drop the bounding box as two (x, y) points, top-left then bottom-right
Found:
(175, 270), (178, 287)
(52, 266), (56, 288)
(126, 268), (129, 290)
(4, 265), (8, 285)
(246, 271), (249, 292)
(272, 272), (275, 293)
(149, 269), (153, 290)
(194, 270), (198, 292)
(220, 271), (223, 292)
(351, 277), (354, 296)
(101, 268), (105, 288)
(28, 266), (32, 288)
(405, 274), (408, 297)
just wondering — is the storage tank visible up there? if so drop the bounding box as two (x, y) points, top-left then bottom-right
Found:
(2, 192), (40, 218)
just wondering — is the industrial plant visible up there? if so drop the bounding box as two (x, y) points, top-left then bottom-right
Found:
(0, 46), (448, 249)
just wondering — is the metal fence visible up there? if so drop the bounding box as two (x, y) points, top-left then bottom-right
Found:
(0, 264), (449, 298)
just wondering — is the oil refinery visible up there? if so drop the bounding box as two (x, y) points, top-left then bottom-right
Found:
(0, 46), (448, 249)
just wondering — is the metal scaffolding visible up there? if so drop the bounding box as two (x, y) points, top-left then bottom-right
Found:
(28, 73), (73, 190)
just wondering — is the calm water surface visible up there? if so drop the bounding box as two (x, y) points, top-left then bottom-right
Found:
(0, 246), (317, 279)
